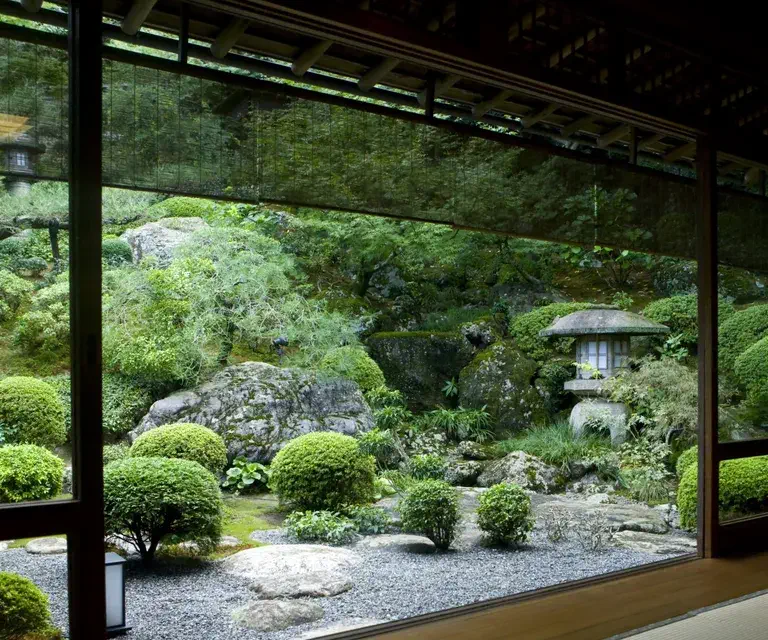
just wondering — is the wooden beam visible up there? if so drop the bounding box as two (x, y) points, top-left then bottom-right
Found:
(664, 141), (697, 163)
(597, 123), (630, 148)
(521, 103), (559, 129)
(560, 114), (595, 138)
(417, 73), (461, 106)
(548, 27), (602, 68)
(291, 39), (333, 77)
(637, 132), (665, 151)
(210, 18), (249, 59)
(472, 89), (513, 119)
(509, 4), (547, 41)
(120, 0), (158, 35)
(720, 161), (744, 175)
(20, 0), (43, 12)
(358, 57), (400, 91)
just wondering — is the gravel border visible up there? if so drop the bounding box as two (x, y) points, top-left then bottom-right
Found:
(0, 529), (683, 640)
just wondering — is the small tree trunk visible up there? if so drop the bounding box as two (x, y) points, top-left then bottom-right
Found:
(48, 219), (61, 271)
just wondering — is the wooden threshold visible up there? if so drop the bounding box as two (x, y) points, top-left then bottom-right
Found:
(353, 553), (768, 640)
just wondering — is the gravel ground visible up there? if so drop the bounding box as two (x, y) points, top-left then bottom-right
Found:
(0, 529), (682, 640)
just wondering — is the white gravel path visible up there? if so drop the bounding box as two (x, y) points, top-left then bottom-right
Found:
(0, 528), (683, 640)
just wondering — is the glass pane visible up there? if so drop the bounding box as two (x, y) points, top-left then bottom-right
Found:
(0, 534), (69, 636)
(718, 457), (768, 523)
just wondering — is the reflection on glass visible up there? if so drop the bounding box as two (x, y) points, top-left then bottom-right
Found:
(719, 457), (768, 523)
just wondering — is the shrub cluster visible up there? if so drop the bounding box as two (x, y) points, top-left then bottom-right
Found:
(0, 376), (66, 448)
(0, 444), (63, 503)
(678, 456), (768, 529)
(103, 456), (223, 565)
(477, 482), (534, 546)
(0, 269), (34, 321)
(719, 304), (768, 373)
(399, 479), (460, 550)
(675, 445), (698, 479)
(0, 572), (58, 638)
(357, 428), (403, 470)
(643, 294), (735, 348)
(509, 302), (593, 361)
(103, 443), (130, 466)
(344, 504), (392, 534)
(13, 281), (70, 354)
(102, 238), (134, 266)
(734, 336), (768, 410)
(284, 510), (358, 545)
(319, 346), (386, 393)
(407, 453), (447, 480)
(270, 432), (376, 511)
(130, 423), (227, 474)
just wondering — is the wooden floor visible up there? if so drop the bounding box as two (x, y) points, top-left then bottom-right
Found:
(348, 553), (768, 640)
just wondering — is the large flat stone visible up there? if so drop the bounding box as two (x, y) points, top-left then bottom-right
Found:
(231, 600), (324, 632)
(355, 534), (436, 554)
(298, 619), (386, 639)
(222, 544), (360, 598)
(534, 495), (669, 534)
(26, 537), (67, 555)
(614, 530), (697, 555)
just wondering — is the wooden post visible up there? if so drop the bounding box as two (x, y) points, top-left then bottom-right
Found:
(696, 133), (719, 558)
(628, 126), (638, 165)
(424, 72), (436, 119)
(178, 2), (189, 64)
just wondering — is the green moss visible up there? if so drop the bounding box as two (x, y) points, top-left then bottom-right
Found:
(319, 345), (386, 393)
(368, 331), (460, 340)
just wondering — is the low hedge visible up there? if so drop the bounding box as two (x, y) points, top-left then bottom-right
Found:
(0, 377), (66, 449)
(270, 432), (376, 511)
(734, 336), (768, 409)
(129, 423), (228, 474)
(678, 456), (768, 529)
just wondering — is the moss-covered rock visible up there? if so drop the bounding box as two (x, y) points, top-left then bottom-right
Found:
(367, 331), (474, 409)
(458, 340), (547, 432)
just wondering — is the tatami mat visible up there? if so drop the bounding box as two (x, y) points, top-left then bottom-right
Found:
(617, 591), (768, 640)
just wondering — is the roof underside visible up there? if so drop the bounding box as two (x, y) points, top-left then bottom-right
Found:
(539, 309), (671, 336)
(7, 0), (768, 188)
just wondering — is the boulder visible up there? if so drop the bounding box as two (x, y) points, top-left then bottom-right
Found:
(367, 332), (474, 409)
(570, 399), (628, 447)
(477, 451), (565, 493)
(355, 534), (436, 554)
(444, 460), (484, 486)
(534, 494), (669, 534)
(0, 541), (11, 552)
(613, 530), (697, 555)
(131, 361), (374, 462)
(298, 619), (386, 640)
(120, 217), (208, 266)
(26, 537), (67, 555)
(457, 440), (492, 460)
(221, 544), (359, 598)
(460, 319), (499, 350)
(231, 600), (324, 632)
(459, 341), (548, 432)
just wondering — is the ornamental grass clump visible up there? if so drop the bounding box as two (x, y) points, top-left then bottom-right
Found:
(129, 423), (228, 474)
(103, 457), (223, 565)
(0, 376), (66, 449)
(399, 479), (460, 550)
(0, 572), (61, 639)
(270, 432), (376, 511)
(0, 444), (63, 503)
(476, 482), (534, 546)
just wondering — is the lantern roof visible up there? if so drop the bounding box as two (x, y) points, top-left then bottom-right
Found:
(539, 308), (670, 337)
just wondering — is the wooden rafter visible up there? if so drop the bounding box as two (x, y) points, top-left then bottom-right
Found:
(20, 0), (43, 12)
(210, 18), (249, 59)
(508, 3), (547, 42)
(521, 103), (558, 128)
(664, 141), (696, 163)
(417, 73), (461, 106)
(597, 123), (630, 148)
(472, 89), (513, 119)
(358, 57), (400, 91)
(637, 132), (665, 150)
(291, 39), (333, 77)
(547, 26), (604, 69)
(560, 114), (595, 138)
(120, 0), (158, 35)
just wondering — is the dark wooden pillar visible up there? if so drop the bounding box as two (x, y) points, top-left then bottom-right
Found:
(67, 0), (106, 637)
(696, 133), (719, 558)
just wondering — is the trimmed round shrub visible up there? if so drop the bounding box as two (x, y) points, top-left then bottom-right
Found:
(734, 336), (768, 412)
(477, 482), (534, 546)
(150, 196), (215, 219)
(407, 453), (447, 480)
(719, 304), (768, 373)
(319, 346), (386, 393)
(678, 456), (768, 529)
(643, 294), (735, 348)
(676, 445), (698, 479)
(102, 238), (133, 266)
(270, 432), (376, 511)
(510, 302), (593, 361)
(0, 444), (63, 503)
(0, 377), (66, 448)
(0, 572), (54, 637)
(129, 423), (228, 474)
(0, 269), (34, 320)
(284, 510), (358, 545)
(103, 443), (130, 466)
(400, 479), (460, 550)
(357, 428), (402, 469)
(103, 456), (223, 565)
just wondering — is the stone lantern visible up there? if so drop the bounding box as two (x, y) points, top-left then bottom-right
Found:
(539, 308), (669, 445)
(1, 129), (44, 197)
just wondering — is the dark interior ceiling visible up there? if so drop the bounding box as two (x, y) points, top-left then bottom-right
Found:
(5, 0), (768, 188)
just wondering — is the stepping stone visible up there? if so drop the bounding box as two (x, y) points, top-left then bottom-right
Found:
(232, 599), (324, 632)
(298, 619), (386, 639)
(222, 544), (360, 598)
(614, 530), (697, 555)
(26, 537), (67, 555)
(218, 535), (241, 548)
(355, 534), (436, 554)
(0, 541), (12, 552)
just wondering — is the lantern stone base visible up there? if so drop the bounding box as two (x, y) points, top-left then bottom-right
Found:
(570, 399), (628, 447)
